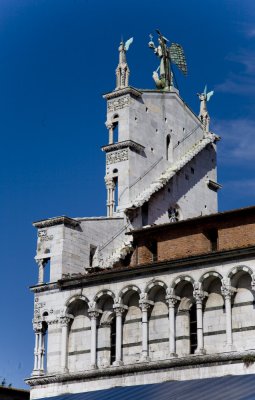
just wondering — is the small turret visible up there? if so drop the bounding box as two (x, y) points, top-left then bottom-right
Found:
(115, 38), (133, 90)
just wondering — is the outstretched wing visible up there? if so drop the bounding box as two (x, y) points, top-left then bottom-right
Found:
(169, 43), (187, 75)
(206, 90), (214, 101)
(203, 85), (207, 95)
(124, 37), (133, 51)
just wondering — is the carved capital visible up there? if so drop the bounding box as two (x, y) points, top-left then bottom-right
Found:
(113, 303), (127, 316)
(59, 316), (71, 327)
(104, 176), (115, 189)
(33, 320), (43, 333)
(193, 288), (206, 303)
(139, 300), (153, 311)
(88, 309), (101, 319)
(166, 295), (179, 307)
(105, 121), (113, 130)
(36, 259), (47, 268)
(221, 284), (235, 299)
(251, 274), (255, 291)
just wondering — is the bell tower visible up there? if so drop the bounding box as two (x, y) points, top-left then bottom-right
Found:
(102, 33), (220, 228)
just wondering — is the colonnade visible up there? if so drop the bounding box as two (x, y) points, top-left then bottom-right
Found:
(32, 278), (249, 375)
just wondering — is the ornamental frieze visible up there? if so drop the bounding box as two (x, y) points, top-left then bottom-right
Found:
(107, 95), (130, 112)
(106, 149), (128, 165)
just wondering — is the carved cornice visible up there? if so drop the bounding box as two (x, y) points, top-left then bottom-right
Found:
(25, 350), (255, 387)
(102, 140), (145, 153)
(33, 216), (80, 229)
(103, 86), (142, 100)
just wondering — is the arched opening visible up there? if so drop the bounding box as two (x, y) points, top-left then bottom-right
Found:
(67, 299), (90, 372)
(148, 285), (168, 361)
(97, 294), (114, 367)
(122, 290), (141, 364)
(112, 114), (119, 143)
(174, 280), (195, 356)
(202, 275), (225, 354)
(231, 271), (255, 351)
(113, 176), (118, 212)
(42, 321), (48, 373)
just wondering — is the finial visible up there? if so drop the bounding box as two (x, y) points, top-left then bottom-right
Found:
(197, 85), (214, 132)
(148, 30), (187, 91)
(115, 37), (133, 90)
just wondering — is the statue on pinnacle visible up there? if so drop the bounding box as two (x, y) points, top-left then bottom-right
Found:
(148, 30), (187, 91)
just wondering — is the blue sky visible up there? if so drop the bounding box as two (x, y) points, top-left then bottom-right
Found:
(0, 0), (254, 390)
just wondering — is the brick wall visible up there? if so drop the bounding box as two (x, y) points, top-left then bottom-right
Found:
(132, 208), (255, 266)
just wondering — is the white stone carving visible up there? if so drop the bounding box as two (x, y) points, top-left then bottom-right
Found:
(107, 95), (130, 112)
(106, 149), (128, 165)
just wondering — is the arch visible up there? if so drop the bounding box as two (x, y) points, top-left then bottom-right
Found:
(145, 279), (168, 294)
(65, 294), (89, 308)
(199, 271), (223, 284)
(93, 289), (115, 304)
(228, 265), (254, 280)
(171, 275), (195, 290)
(118, 284), (141, 301)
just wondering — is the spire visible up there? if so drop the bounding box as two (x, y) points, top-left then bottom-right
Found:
(115, 37), (133, 90)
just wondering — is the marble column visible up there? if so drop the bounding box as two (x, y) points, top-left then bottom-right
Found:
(221, 282), (235, 350)
(139, 300), (153, 362)
(166, 294), (179, 357)
(88, 309), (100, 369)
(32, 321), (45, 376)
(106, 122), (114, 144)
(113, 304), (127, 366)
(105, 177), (116, 217)
(36, 259), (47, 285)
(193, 287), (206, 355)
(60, 316), (72, 373)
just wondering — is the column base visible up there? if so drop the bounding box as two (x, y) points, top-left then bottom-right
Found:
(140, 354), (151, 363)
(113, 360), (124, 367)
(60, 367), (69, 374)
(169, 352), (178, 358)
(226, 344), (235, 352)
(31, 369), (44, 377)
(89, 364), (98, 370)
(195, 348), (206, 355)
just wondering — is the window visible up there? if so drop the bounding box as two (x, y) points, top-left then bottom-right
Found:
(209, 229), (218, 251)
(149, 241), (158, 262)
(89, 245), (97, 267)
(166, 134), (171, 161)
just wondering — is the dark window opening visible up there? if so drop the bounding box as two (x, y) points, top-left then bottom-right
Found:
(113, 176), (118, 211)
(148, 241), (158, 262)
(206, 229), (218, 251)
(166, 134), (171, 161)
(190, 303), (197, 354)
(142, 202), (148, 226)
(89, 245), (97, 267)
(110, 317), (116, 364)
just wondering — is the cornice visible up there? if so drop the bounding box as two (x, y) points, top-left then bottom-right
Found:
(103, 86), (142, 100)
(33, 216), (80, 229)
(25, 349), (255, 387)
(101, 140), (145, 153)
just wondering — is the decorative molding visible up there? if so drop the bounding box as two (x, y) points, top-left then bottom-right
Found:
(103, 86), (142, 101)
(107, 95), (130, 112)
(37, 229), (53, 241)
(106, 149), (128, 165)
(25, 350), (255, 387)
(33, 216), (80, 229)
(102, 140), (145, 154)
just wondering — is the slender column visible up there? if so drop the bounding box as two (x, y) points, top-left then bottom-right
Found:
(88, 309), (101, 369)
(166, 294), (179, 357)
(113, 304), (127, 366)
(106, 122), (114, 144)
(105, 177), (115, 217)
(193, 286), (207, 355)
(139, 300), (153, 362)
(36, 259), (47, 285)
(32, 321), (44, 376)
(60, 316), (72, 373)
(221, 281), (235, 350)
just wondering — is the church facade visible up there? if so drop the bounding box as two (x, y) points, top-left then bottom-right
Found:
(26, 35), (255, 399)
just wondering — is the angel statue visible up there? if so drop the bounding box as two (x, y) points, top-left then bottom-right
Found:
(148, 30), (187, 91)
(115, 37), (133, 90)
(197, 85), (214, 132)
